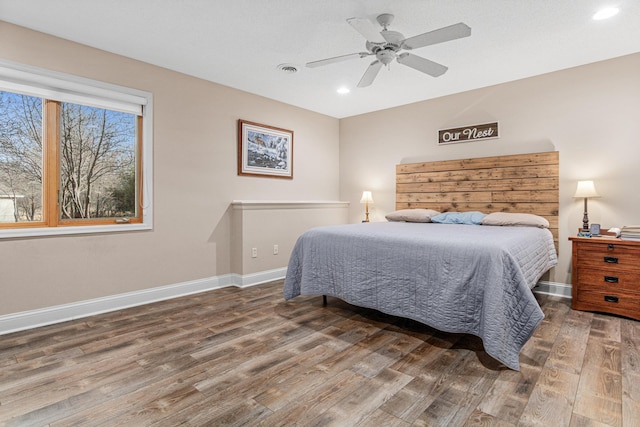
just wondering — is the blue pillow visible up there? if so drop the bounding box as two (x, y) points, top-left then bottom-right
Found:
(431, 211), (486, 225)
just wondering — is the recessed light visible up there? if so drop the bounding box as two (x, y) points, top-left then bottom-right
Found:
(337, 87), (350, 94)
(593, 7), (619, 20)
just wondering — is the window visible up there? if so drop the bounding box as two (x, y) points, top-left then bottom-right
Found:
(0, 60), (153, 238)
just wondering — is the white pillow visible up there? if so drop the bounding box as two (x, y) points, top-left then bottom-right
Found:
(481, 212), (549, 228)
(385, 209), (440, 223)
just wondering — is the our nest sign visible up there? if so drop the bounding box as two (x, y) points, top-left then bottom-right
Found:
(438, 122), (499, 145)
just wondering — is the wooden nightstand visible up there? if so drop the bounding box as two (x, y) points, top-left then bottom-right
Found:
(569, 235), (640, 321)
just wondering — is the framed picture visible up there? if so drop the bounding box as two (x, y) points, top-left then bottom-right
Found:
(237, 119), (293, 179)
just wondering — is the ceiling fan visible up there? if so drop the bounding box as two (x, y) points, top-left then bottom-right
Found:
(306, 13), (471, 87)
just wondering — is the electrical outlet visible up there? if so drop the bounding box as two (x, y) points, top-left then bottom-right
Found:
(251, 247), (258, 258)
(273, 244), (279, 255)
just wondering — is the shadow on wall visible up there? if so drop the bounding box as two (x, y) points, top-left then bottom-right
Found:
(399, 139), (557, 164)
(209, 204), (232, 275)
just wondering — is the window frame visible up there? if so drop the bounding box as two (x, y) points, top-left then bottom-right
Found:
(0, 60), (153, 239)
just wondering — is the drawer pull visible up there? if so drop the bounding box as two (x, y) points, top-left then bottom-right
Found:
(608, 244), (615, 250)
(604, 256), (619, 264)
(604, 276), (619, 283)
(604, 295), (619, 303)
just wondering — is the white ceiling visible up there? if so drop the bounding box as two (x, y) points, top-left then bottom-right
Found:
(2, 0), (640, 118)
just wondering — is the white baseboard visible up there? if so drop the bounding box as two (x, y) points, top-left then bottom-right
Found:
(230, 267), (287, 288)
(0, 268), (287, 336)
(533, 281), (572, 299)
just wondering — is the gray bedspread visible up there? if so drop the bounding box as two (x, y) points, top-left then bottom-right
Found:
(284, 222), (558, 370)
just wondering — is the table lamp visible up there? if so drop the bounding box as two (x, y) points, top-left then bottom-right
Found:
(574, 180), (599, 232)
(360, 191), (373, 222)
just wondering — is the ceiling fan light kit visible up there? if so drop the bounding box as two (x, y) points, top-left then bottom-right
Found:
(307, 13), (471, 87)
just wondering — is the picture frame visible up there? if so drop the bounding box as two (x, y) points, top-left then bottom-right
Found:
(237, 119), (293, 179)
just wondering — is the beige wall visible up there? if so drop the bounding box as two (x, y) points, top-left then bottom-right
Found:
(340, 52), (640, 283)
(0, 22), (340, 315)
(230, 201), (349, 275)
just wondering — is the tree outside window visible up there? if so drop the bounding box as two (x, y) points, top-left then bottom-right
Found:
(0, 90), (140, 226)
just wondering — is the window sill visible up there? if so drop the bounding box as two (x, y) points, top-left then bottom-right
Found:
(0, 222), (152, 239)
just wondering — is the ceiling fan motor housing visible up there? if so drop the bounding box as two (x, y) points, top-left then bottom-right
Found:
(366, 29), (404, 65)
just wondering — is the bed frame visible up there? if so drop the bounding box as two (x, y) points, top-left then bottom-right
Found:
(395, 151), (559, 245)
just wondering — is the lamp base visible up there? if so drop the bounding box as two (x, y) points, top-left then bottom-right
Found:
(581, 199), (590, 232)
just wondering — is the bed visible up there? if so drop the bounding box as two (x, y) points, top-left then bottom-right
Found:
(283, 151), (559, 370)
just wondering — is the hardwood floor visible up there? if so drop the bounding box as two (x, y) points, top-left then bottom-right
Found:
(1, 280), (639, 426)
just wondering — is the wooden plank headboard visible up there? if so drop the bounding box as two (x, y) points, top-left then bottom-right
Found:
(396, 151), (559, 244)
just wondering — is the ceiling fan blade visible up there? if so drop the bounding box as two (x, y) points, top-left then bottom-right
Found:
(357, 60), (383, 87)
(347, 17), (386, 43)
(402, 22), (471, 50)
(306, 52), (369, 68)
(397, 53), (448, 77)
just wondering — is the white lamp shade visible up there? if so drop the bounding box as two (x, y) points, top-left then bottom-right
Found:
(574, 181), (599, 198)
(360, 191), (374, 204)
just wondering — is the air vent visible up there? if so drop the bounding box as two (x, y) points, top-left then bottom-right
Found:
(277, 63), (300, 74)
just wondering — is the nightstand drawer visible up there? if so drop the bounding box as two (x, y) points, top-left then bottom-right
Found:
(577, 243), (640, 271)
(574, 288), (640, 318)
(577, 267), (640, 292)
